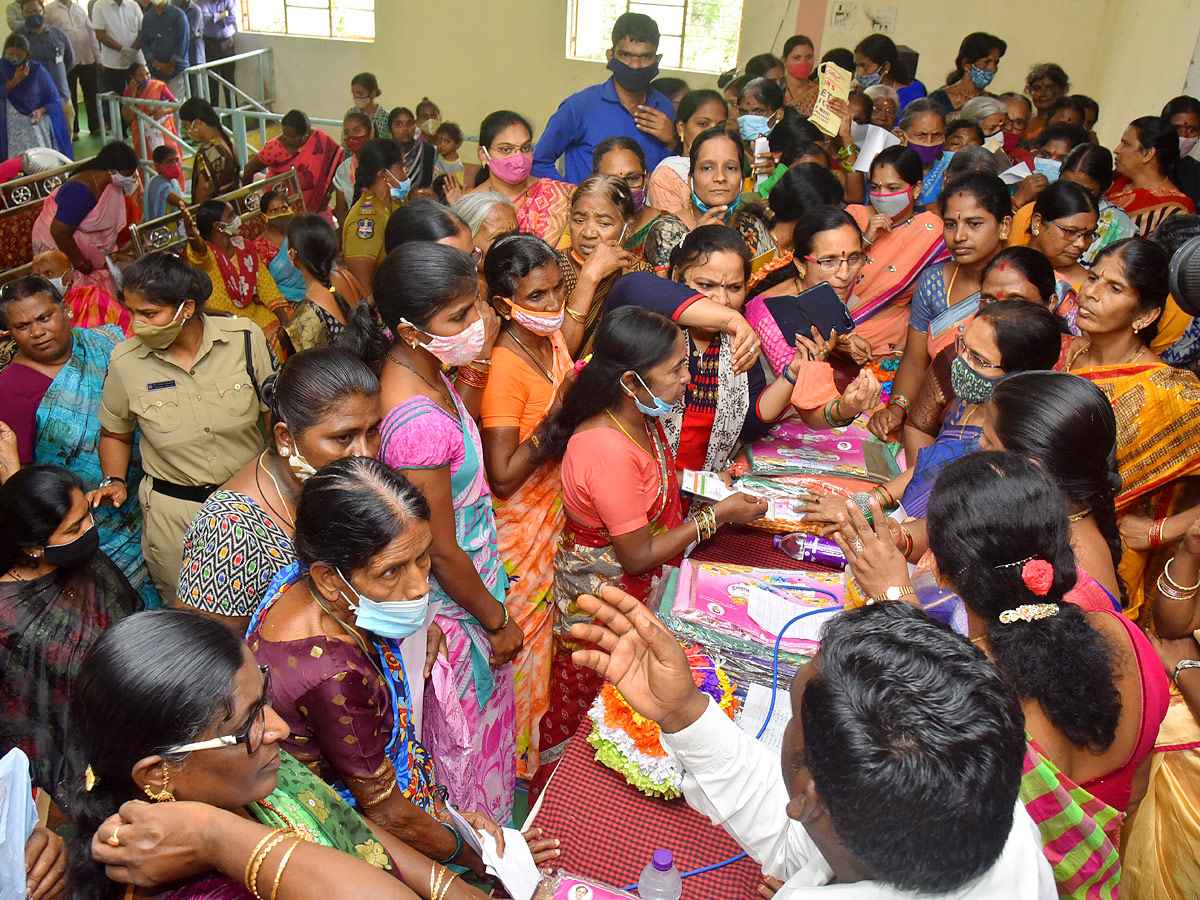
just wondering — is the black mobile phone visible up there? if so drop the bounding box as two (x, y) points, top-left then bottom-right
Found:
(761, 282), (855, 347)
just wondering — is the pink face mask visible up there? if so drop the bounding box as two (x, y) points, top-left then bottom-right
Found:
(504, 298), (564, 336)
(399, 315), (486, 367)
(484, 148), (533, 185)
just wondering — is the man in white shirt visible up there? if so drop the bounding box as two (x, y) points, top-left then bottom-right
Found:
(571, 588), (1056, 899)
(89, 0), (143, 131)
(46, 0), (102, 138)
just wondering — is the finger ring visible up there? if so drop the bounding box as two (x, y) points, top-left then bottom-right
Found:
(851, 539), (865, 553)
(107, 824), (123, 847)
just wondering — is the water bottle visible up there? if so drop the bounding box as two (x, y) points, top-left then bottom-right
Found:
(753, 135), (772, 189)
(773, 532), (847, 569)
(638, 849), (682, 899)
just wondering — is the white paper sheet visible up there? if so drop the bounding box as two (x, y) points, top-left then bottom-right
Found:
(480, 828), (542, 900)
(852, 124), (902, 173)
(738, 682), (793, 755)
(745, 584), (840, 640)
(999, 162), (1033, 185)
(0, 748), (37, 900)
(680, 470), (735, 502)
(444, 804), (485, 856)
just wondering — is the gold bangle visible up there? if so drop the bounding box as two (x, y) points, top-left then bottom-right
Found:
(529, 432), (542, 450)
(270, 839), (302, 900)
(245, 828), (288, 892)
(565, 306), (587, 323)
(438, 872), (458, 900)
(431, 864), (448, 900)
(1164, 557), (1200, 592)
(248, 832), (293, 900)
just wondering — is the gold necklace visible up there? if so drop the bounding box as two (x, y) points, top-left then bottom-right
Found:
(605, 409), (652, 458)
(507, 330), (554, 383)
(387, 349), (461, 420)
(256, 452), (296, 528)
(1068, 507), (1092, 522)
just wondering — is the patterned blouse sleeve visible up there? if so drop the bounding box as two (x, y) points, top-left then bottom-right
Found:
(644, 215), (689, 271)
(297, 642), (399, 810)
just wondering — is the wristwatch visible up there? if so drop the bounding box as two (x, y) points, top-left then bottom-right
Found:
(1174, 658), (1200, 684)
(99, 475), (125, 489)
(867, 584), (915, 605)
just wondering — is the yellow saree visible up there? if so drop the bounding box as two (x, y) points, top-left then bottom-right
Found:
(1075, 361), (1200, 620)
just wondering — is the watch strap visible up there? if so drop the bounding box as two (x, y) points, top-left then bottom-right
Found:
(868, 584), (915, 605)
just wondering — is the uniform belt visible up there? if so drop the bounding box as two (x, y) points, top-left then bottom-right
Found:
(150, 478), (219, 503)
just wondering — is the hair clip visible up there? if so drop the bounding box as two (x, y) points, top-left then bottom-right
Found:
(85, 765), (98, 791)
(573, 353), (592, 376)
(998, 602), (1059, 624)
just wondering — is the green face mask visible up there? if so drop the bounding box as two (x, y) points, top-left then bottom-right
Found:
(132, 301), (187, 350)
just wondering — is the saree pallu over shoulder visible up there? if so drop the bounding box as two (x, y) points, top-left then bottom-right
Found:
(1076, 362), (1200, 618)
(553, 420), (683, 630)
(1021, 739), (1121, 900)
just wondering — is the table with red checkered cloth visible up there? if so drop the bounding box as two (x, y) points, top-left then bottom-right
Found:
(528, 716), (762, 898)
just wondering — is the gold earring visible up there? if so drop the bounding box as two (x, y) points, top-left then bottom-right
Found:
(143, 767), (176, 803)
(279, 446), (290, 457)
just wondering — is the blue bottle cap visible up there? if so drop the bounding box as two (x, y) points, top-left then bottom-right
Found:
(652, 849), (674, 872)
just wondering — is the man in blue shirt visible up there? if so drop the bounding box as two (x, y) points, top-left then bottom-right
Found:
(140, 0), (187, 97)
(17, 0), (75, 132)
(532, 12), (678, 184)
(174, 0), (204, 67)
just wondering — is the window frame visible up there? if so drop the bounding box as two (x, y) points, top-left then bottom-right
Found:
(238, 0), (376, 43)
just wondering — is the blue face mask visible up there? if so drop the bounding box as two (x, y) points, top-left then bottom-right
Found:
(627, 372), (675, 417)
(968, 65), (996, 89)
(855, 70), (883, 89)
(737, 114), (771, 142)
(1033, 156), (1062, 183)
(337, 568), (429, 640)
(691, 190), (741, 221)
(387, 172), (412, 203)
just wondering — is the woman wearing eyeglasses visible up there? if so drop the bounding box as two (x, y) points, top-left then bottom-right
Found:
(592, 136), (662, 261)
(0, 465), (141, 803)
(66, 607), (523, 900)
(868, 173), (1011, 439)
(1022, 180), (1099, 295)
(744, 206), (875, 379)
(469, 110), (574, 247)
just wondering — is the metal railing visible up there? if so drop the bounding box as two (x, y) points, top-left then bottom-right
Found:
(184, 48), (277, 113)
(0, 158), (83, 210)
(129, 169), (303, 257)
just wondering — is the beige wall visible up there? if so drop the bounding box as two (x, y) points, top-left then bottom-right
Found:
(234, 0), (1199, 152)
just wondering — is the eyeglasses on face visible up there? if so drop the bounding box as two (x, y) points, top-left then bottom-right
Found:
(166, 666), (271, 755)
(803, 252), (867, 273)
(1048, 219), (1097, 245)
(955, 333), (1002, 372)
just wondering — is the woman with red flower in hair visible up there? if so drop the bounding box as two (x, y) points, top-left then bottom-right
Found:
(831, 450), (1168, 899)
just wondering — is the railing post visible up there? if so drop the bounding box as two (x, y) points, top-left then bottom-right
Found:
(232, 112), (249, 169)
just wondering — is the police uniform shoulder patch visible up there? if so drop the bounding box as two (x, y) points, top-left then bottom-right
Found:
(357, 219), (375, 239)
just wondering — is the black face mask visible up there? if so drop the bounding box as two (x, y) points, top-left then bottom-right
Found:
(42, 524), (99, 569)
(607, 56), (660, 93)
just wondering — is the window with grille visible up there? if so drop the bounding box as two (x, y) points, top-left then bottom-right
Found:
(240, 0), (374, 41)
(567, 0), (743, 74)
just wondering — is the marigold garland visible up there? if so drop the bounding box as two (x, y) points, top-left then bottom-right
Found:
(588, 645), (739, 798)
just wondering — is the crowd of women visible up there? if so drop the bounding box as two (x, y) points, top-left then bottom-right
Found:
(5, 11), (1200, 900)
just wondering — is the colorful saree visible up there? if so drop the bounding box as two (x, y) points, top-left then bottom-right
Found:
(153, 750), (398, 899)
(536, 421), (684, 790)
(0, 553), (140, 799)
(32, 182), (126, 298)
(248, 562), (440, 816)
(1105, 177), (1195, 237)
(515, 177), (575, 246)
(379, 377), (515, 822)
(35, 326), (157, 607)
(63, 285), (129, 333)
(257, 130), (344, 217)
(623, 213), (661, 260)
(483, 337), (573, 780)
(1120, 690), (1200, 900)
(555, 248), (650, 356)
(1073, 360), (1200, 619)
(899, 398), (982, 518)
(847, 206), (949, 355)
(1021, 738), (1121, 900)
(122, 78), (180, 160)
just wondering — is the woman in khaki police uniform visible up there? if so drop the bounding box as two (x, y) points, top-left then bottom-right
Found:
(88, 251), (275, 601)
(341, 138), (410, 289)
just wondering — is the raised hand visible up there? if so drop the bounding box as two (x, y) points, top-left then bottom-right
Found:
(569, 584), (708, 733)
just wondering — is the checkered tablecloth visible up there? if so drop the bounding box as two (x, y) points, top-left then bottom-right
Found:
(528, 718), (762, 899)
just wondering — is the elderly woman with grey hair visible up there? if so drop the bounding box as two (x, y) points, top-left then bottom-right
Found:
(865, 83), (901, 130)
(953, 95), (1013, 166)
(452, 190), (519, 273)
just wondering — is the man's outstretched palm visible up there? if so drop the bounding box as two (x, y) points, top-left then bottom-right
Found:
(569, 585), (708, 734)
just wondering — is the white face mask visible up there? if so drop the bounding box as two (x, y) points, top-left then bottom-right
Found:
(45, 272), (69, 296)
(336, 568), (430, 641)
